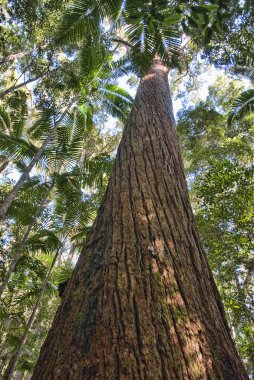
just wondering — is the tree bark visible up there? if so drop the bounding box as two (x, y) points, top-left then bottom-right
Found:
(0, 156), (8, 172)
(32, 62), (248, 379)
(13, 371), (23, 380)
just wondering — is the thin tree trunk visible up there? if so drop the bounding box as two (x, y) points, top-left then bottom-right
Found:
(67, 241), (78, 263)
(0, 184), (53, 299)
(32, 62), (248, 379)
(0, 68), (59, 99)
(0, 131), (53, 225)
(0, 75), (44, 99)
(0, 102), (73, 225)
(0, 48), (38, 65)
(0, 156), (8, 172)
(13, 371), (23, 380)
(243, 264), (254, 291)
(2, 249), (60, 380)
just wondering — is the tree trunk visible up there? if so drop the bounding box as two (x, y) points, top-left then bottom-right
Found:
(0, 102), (73, 225)
(0, 130), (53, 225)
(13, 371), (24, 380)
(32, 62), (248, 379)
(0, 75), (44, 99)
(0, 184), (53, 298)
(0, 156), (8, 173)
(0, 67), (58, 99)
(0, 68), (59, 99)
(2, 249), (60, 380)
(0, 48), (38, 65)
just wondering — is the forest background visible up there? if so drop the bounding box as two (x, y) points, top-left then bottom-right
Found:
(0, 0), (253, 378)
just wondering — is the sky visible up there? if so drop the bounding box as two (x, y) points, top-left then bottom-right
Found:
(102, 63), (223, 135)
(3, 61), (250, 183)
(5, 62), (225, 183)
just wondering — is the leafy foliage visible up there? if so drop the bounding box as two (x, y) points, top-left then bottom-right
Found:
(1, 0), (254, 377)
(229, 89), (254, 125)
(191, 0), (254, 79)
(177, 74), (254, 374)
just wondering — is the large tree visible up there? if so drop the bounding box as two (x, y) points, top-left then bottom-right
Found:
(2, 0), (250, 378)
(32, 58), (248, 377)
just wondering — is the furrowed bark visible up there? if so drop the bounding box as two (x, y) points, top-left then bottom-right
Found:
(32, 62), (248, 379)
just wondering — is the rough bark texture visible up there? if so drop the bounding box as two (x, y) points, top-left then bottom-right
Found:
(32, 63), (248, 379)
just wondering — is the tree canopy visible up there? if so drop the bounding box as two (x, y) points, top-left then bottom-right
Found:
(0, 0), (253, 378)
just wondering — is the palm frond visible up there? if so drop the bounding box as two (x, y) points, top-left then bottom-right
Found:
(5, 178), (52, 224)
(123, 1), (181, 75)
(55, 262), (73, 284)
(0, 106), (11, 134)
(100, 84), (133, 120)
(27, 111), (54, 140)
(43, 108), (92, 170)
(79, 36), (108, 79)
(55, 0), (123, 44)
(25, 230), (61, 254)
(0, 133), (38, 163)
(228, 89), (254, 125)
(108, 56), (133, 80)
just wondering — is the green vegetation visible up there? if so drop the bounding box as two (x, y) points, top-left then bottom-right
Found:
(0, 0), (253, 378)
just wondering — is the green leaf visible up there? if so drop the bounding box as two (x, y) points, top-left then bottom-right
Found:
(186, 16), (199, 28)
(228, 89), (254, 125)
(163, 14), (181, 25)
(204, 27), (213, 43)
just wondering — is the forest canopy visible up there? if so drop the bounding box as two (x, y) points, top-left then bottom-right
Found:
(0, 0), (253, 379)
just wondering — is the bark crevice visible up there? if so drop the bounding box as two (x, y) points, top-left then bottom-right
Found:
(32, 63), (248, 380)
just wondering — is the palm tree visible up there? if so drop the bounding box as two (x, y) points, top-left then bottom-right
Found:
(32, 0), (248, 378)
(0, 91), (30, 173)
(0, 47), (133, 224)
(0, 105), (73, 224)
(0, 91), (125, 294)
(2, 245), (61, 380)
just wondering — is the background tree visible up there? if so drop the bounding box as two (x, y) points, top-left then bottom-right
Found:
(177, 73), (254, 375)
(0, 0), (253, 378)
